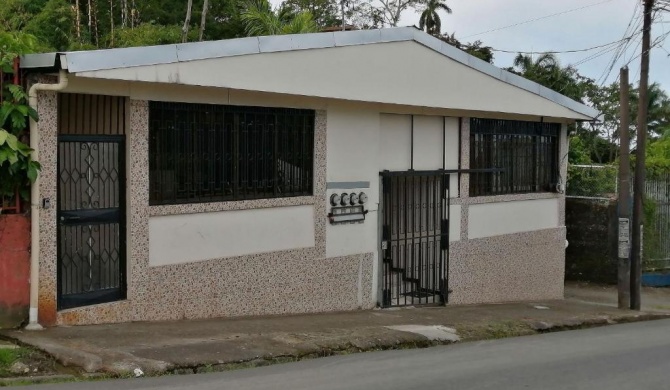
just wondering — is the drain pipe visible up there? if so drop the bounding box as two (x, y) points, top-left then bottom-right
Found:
(25, 69), (69, 330)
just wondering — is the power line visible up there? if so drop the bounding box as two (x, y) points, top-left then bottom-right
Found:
(593, 2), (670, 86)
(625, 28), (670, 66)
(596, 1), (643, 85)
(489, 37), (633, 54)
(462, 0), (615, 39)
(572, 41), (632, 67)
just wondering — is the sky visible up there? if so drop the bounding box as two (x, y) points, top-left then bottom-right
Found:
(397, 0), (670, 90)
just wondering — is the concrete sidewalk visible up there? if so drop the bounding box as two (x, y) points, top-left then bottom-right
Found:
(565, 281), (670, 312)
(3, 292), (669, 377)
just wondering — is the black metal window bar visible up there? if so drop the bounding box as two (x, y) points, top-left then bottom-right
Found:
(149, 102), (315, 205)
(470, 118), (560, 197)
(381, 171), (450, 307)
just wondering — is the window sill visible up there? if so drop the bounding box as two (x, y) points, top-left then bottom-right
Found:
(462, 192), (562, 205)
(149, 196), (315, 216)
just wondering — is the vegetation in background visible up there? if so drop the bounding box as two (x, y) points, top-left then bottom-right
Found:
(418, 0), (450, 36)
(566, 165), (618, 198)
(0, 34), (40, 206)
(239, 0), (318, 36)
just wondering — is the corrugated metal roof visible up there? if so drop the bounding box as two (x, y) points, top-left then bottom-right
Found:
(20, 27), (599, 119)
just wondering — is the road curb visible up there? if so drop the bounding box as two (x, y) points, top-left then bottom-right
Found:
(3, 311), (669, 379)
(528, 312), (670, 332)
(0, 374), (76, 386)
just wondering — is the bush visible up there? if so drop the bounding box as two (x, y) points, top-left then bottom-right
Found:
(567, 165), (618, 198)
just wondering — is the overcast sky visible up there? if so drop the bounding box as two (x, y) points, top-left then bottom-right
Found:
(395, 0), (670, 90)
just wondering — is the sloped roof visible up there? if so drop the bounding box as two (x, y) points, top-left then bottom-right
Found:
(21, 27), (599, 119)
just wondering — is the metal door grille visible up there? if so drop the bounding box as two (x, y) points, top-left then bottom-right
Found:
(57, 135), (126, 310)
(381, 170), (450, 307)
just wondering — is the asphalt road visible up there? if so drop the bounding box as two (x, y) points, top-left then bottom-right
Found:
(29, 319), (670, 390)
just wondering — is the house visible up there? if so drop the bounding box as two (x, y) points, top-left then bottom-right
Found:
(20, 27), (598, 327)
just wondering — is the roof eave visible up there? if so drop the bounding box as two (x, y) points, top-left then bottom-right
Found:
(20, 27), (600, 121)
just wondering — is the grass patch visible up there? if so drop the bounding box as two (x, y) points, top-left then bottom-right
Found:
(0, 348), (26, 377)
(455, 321), (536, 341)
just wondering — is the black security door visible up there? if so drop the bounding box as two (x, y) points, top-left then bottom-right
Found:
(57, 135), (126, 310)
(380, 171), (450, 307)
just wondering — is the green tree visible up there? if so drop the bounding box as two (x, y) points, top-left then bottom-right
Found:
(239, 0), (318, 36)
(0, 39), (40, 202)
(110, 23), (184, 47)
(647, 129), (670, 172)
(23, 0), (75, 51)
(645, 83), (670, 138)
(374, 0), (426, 27)
(418, 0), (451, 36)
(0, 0), (48, 32)
(510, 53), (585, 102)
(282, 0), (340, 28)
(569, 136), (592, 164)
(581, 80), (670, 163)
(439, 33), (493, 63)
(0, 31), (41, 54)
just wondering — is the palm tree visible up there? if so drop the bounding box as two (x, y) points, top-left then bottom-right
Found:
(240, 0), (318, 36)
(644, 83), (670, 138)
(512, 53), (584, 102)
(419, 0), (451, 36)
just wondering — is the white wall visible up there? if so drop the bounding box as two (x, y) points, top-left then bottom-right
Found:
(378, 114), (459, 196)
(379, 114), (411, 171)
(467, 198), (559, 239)
(326, 105), (381, 259)
(76, 41), (588, 120)
(413, 115), (443, 170)
(325, 110), (464, 260)
(443, 117), (460, 196)
(149, 205), (315, 266)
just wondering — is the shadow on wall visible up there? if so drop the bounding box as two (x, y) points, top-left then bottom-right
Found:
(565, 198), (618, 284)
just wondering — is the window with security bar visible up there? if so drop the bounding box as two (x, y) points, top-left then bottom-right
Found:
(469, 118), (560, 197)
(149, 102), (315, 205)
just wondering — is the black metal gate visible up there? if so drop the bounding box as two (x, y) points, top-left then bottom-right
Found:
(57, 135), (126, 310)
(380, 170), (450, 307)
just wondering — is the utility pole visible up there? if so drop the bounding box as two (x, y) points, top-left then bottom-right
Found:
(631, 0), (654, 311)
(618, 67), (631, 310)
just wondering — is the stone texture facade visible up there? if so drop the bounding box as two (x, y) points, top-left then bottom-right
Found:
(35, 92), (566, 326)
(446, 118), (566, 304)
(36, 95), (374, 326)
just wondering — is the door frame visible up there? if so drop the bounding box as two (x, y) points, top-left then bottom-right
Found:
(56, 134), (127, 310)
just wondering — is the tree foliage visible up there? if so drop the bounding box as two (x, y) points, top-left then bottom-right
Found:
(282, 0), (340, 28)
(0, 36), (41, 203)
(111, 23), (185, 47)
(510, 53), (585, 102)
(239, 0), (318, 36)
(23, 0), (76, 51)
(418, 0), (451, 36)
(440, 33), (493, 63)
